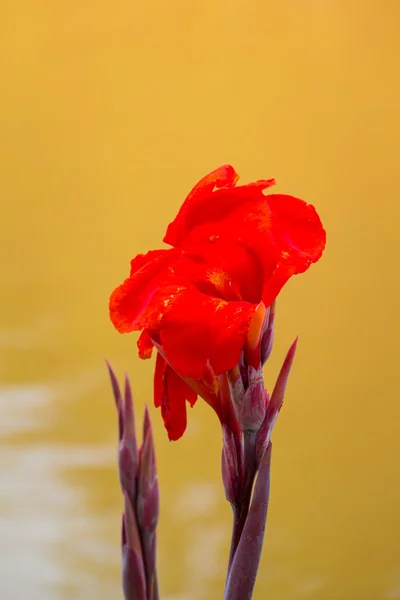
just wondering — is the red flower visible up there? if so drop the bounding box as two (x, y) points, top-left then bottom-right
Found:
(110, 165), (326, 440)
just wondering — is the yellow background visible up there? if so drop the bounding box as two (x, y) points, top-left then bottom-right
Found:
(1, 1), (399, 599)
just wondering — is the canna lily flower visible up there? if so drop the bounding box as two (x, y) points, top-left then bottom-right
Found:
(109, 165), (326, 441)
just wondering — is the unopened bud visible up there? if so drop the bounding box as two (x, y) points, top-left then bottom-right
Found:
(256, 337), (297, 463)
(237, 366), (267, 433)
(119, 441), (138, 501)
(106, 361), (124, 441)
(137, 479), (159, 532)
(137, 408), (159, 533)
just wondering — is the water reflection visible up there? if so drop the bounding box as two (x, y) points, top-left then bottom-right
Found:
(0, 384), (120, 599)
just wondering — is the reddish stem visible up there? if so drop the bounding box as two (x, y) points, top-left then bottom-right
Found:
(226, 431), (257, 573)
(223, 444), (272, 600)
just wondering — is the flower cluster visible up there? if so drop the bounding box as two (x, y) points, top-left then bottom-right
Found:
(108, 165), (325, 600)
(109, 165), (325, 441)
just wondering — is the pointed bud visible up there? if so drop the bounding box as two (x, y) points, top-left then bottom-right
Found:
(117, 376), (139, 500)
(256, 338), (297, 463)
(137, 407), (159, 533)
(106, 361), (124, 441)
(107, 365), (160, 600)
(244, 302), (268, 369)
(137, 407), (159, 598)
(119, 442), (138, 501)
(268, 336), (298, 416)
(142, 403), (151, 443)
(123, 376), (138, 456)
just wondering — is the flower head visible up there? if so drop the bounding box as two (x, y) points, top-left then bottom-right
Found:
(110, 165), (325, 439)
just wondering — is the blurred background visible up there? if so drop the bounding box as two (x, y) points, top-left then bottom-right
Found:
(1, 1), (399, 599)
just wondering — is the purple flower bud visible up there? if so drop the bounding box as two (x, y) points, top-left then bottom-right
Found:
(123, 376), (138, 458)
(106, 361), (124, 441)
(256, 337), (297, 463)
(116, 377), (139, 500)
(107, 366), (160, 600)
(119, 441), (138, 501)
(235, 366), (267, 433)
(137, 407), (159, 533)
(137, 406), (160, 598)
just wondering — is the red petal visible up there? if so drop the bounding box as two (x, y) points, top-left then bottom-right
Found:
(109, 248), (180, 333)
(165, 172), (275, 250)
(164, 165), (239, 247)
(261, 268), (294, 310)
(154, 352), (167, 408)
(173, 191), (325, 309)
(164, 178), (279, 303)
(129, 249), (170, 276)
(137, 330), (154, 359)
(244, 301), (268, 368)
(154, 359), (198, 441)
(208, 300), (256, 374)
(159, 289), (256, 378)
(174, 198), (278, 307)
(266, 194), (326, 272)
(178, 239), (263, 304)
(259, 194), (326, 307)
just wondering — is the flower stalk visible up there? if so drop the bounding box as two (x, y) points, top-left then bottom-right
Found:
(107, 363), (159, 600)
(107, 164), (325, 599)
(224, 444), (272, 600)
(222, 310), (298, 598)
(227, 430), (257, 572)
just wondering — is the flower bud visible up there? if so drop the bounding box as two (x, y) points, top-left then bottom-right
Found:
(137, 407), (159, 533)
(237, 366), (268, 433)
(107, 366), (160, 600)
(119, 441), (138, 501)
(256, 337), (297, 463)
